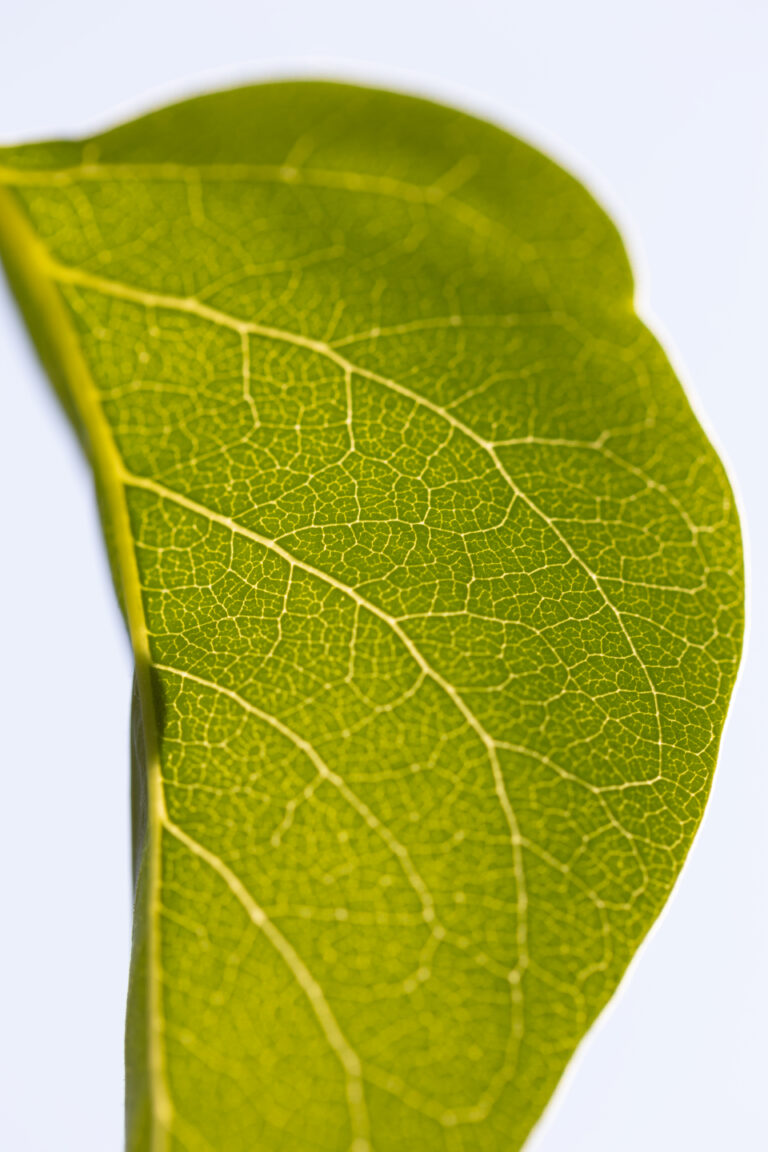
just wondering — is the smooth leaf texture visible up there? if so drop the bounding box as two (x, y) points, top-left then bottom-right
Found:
(0, 83), (743, 1152)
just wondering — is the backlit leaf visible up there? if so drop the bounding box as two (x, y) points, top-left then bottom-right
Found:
(0, 82), (743, 1152)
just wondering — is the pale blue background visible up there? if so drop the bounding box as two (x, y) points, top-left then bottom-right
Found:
(1, 2), (766, 1149)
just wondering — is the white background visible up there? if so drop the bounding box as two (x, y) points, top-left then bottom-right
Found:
(1, 2), (766, 1149)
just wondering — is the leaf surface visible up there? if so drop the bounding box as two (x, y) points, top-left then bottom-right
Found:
(0, 82), (743, 1152)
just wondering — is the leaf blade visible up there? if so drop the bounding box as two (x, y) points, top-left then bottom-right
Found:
(0, 81), (743, 1152)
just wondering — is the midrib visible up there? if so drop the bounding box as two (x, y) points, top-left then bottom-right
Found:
(0, 184), (174, 1152)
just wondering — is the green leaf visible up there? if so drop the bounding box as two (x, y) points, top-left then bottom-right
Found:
(0, 82), (743, 1152)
